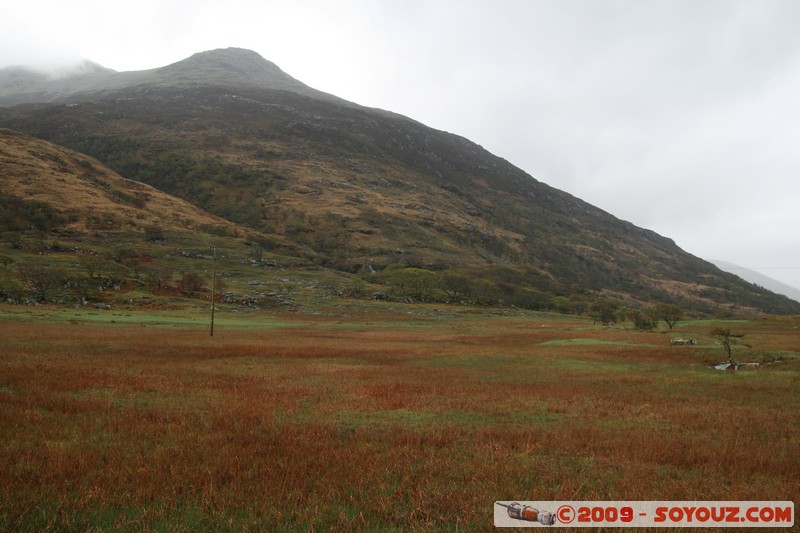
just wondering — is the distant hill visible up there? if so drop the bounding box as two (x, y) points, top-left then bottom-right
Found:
(711, 260), (800, 304)
(2, 48), (799, 315)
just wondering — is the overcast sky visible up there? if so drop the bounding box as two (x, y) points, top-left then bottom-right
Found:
(2, 0), (799, 290)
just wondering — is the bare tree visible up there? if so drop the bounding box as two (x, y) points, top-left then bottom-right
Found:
(250, 242), (264, 266)
(655, 303), (683, 330)
(143, 263), (174, 290)
(438, 270), (473, 303)
(711, 327), (744, 364)
(16, 262), (67, 302)
(179, 272), (205, 295)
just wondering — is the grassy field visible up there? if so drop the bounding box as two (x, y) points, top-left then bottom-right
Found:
(1, 305), (798, 531)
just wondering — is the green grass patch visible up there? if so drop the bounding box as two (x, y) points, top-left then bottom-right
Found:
(0, 304), (303, 330)
(539, 338), (638, 347)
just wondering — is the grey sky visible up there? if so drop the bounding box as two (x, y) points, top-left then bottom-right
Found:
(2, 0), (799, 289)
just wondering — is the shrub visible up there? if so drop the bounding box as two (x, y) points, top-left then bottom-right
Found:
(0, 267), (25, 303)
(15, 262), (68, 303)
(179, 272), (205, 295)
(144, 225), (166, 243)
(590, 299), (619, 325)
(629, 309), (658, 330)
(654, 303), (683, 330)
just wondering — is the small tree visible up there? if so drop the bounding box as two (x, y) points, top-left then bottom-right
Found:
(0, 266), (25, 303)
(16, 262), (67, 303)
(402, 268), (438, 302)
(655, 303), (683, 330)
(211, 276), (226, 297)
(2, 232), (22, 250)
(68, 273), (99, 303)
(381, 266), (438, 302)
(250, 242), (264, 266)
(590, 299), (619, 325)
(438, 270), (473, 303)
(144, 224), (165, 243)
(347, 276), (367, 297)
(79, 255), (105, 280)
(711, 327), (744, 363)
(143, 263), (174, 290)
(179, 272), (205, 295)
(551, 296), (571, 314)
(629, 308), (658, 330)
(473, 279), (501, 306)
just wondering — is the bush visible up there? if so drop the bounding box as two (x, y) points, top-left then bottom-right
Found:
(381, 266), (438, 302)
(0, 197), (63, 232)
(590, 299), (619, 325)
(15, 262), (69, 303)
(0, 267), (25, 303)
(629, 309), (658, 330)
(438, 270), (473, 303)
(144, 225), (166, 243)
(179, 272), (205, 295)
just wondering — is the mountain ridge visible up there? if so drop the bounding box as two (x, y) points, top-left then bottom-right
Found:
(711, 260), (800, 304)
(2, 48), (798, 315)
(0, 48), (350, 107)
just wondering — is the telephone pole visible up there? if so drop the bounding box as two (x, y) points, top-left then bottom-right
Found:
(210, 245), (216, 337)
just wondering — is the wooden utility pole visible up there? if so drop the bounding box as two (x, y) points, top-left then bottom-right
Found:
(210, 245), (216, 337)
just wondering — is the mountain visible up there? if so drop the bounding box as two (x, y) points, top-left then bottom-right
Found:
(711, 260), (800, 303)
(0, 49), (346, 107)
(2, 48), (799, 315)
(0, 61), (118, 106)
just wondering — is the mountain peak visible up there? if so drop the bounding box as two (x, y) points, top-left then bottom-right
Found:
(183, 47), (280, 69)
(156, 48), (299, 88)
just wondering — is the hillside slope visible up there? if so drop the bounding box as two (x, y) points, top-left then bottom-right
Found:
(0, 128), (326, 310)
(2, 48), (798, 314)
(0, 128), (238, 235)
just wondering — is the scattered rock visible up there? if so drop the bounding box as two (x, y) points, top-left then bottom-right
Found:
(713, 361), (760, 371)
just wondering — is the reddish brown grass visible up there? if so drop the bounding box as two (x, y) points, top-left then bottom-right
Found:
(1, 313), (798, 530)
